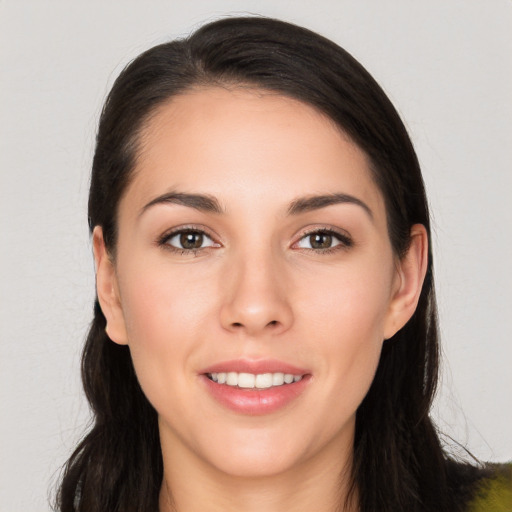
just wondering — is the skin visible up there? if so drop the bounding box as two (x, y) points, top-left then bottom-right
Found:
(94, 87), (427, 512)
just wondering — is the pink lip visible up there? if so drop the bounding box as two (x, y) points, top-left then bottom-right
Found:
(199, 359), (311, 415)
(201, 358), (309, 375)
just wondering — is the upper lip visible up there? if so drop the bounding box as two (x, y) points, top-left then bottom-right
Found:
(201, 358), (309, 375)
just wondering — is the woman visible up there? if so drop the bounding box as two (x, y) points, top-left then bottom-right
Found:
(57, 16), (509, 512)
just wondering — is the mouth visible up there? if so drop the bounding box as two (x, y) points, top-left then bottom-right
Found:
(201, 360), (310, 415)
(207, 371), (303, 389)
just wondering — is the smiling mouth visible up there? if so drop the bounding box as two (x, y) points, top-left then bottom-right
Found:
(207, 371), (303, 389)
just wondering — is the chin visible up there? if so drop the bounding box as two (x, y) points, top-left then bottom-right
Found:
(198, 428), (309, 479)
(210, 452), (299, 479)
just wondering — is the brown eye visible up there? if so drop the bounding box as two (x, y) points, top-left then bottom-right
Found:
(163, 229), (216, 251)
(180, 231), (204, 249)
(309, 233), (333, 249)
(296, 229), (351, 251)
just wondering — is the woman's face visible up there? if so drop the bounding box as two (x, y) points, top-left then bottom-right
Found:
(96, 87), (422, 479)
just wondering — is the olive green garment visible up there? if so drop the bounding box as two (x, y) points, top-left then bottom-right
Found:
(468, 464), (512, 512)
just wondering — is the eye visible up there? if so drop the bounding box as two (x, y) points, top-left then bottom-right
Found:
(295, 229), (352, 251)
(161, 229), (217, 252)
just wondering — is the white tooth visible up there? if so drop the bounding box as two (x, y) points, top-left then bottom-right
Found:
(226, 372), (238, 386)
(255, 373), (273, 389)
(272, 372), (285, 386)
(238, 373), (255, 388)
(284, 374), (294, 384)
(214, 371), (302, 388)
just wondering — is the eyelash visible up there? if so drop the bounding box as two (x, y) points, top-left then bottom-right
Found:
(293, 227), (353, 254)
(157, 225), (219, 256)
(157, 226), (353, 255)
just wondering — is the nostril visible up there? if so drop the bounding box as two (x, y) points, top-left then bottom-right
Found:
(231, 320), (278, 328)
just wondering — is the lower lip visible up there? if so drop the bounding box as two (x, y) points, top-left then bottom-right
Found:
(201, 375), (310, 415)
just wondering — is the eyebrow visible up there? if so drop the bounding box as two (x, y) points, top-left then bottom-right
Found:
(287, 193), (373, 219)
(140, 192), (224, 216)
(139, 191), (372, 219)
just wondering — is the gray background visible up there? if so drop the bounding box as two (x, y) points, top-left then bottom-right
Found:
(1, 1), (511, 510)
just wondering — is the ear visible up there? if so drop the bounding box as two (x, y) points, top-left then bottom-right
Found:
(384, 224), (429, 339)
(92, 226), (128, 345)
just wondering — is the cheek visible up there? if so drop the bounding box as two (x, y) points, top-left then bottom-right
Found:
(298, 255), (394, 393)
(116, 264), (218, 398)
(300, 256), (395, 341)
(120, 262), (215, 342)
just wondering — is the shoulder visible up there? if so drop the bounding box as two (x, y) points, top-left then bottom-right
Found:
(467, 463), (512, 512)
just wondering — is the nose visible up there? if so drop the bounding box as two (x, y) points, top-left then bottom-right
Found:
(219, 249), (294, 337)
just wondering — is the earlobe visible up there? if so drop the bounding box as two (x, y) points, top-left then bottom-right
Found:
(384, 224), (429, 340)
(92, 226), (128, 345)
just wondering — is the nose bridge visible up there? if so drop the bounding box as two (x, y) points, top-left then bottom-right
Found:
(220, 242), (293, 335)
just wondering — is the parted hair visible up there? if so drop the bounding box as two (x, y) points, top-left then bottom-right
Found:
(57, 16), (487, 512)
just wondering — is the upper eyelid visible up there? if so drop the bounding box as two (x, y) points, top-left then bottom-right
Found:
(294, 225), (352, 241)
(158, 224), (219, 242)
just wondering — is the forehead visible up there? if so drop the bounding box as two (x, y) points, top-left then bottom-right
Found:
(123, 87), (385, 219)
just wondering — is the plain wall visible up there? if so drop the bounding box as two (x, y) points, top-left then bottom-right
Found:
(1, 1), (511, 510)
